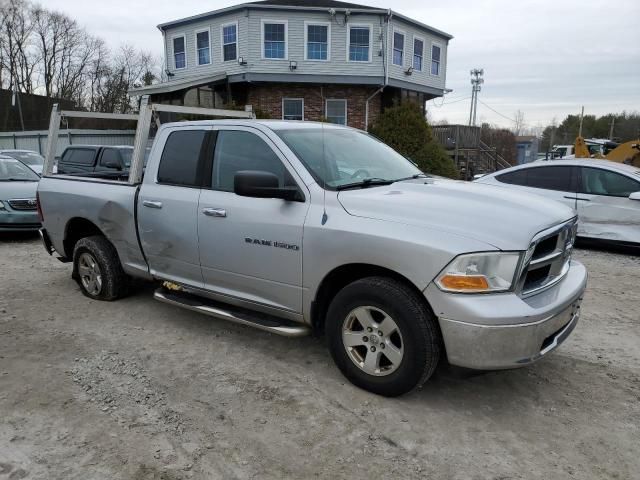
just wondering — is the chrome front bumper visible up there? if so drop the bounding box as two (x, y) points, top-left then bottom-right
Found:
(425, 260), (587, 370)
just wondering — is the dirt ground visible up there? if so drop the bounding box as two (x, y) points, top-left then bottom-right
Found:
(0, 234), (638, 480)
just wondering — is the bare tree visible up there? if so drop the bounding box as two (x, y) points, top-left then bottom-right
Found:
(2, 0), (159, 111)
(0, 0), (36, 93)
(513, 109), (526, 136)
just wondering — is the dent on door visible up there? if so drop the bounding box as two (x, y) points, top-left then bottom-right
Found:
(578, 195), (640, 242)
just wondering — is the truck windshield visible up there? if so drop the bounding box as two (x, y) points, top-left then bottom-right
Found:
(275, 128), (421, 189)
(0, 157), (40, 181)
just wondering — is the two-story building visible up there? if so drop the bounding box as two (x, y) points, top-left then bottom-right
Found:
(130, 0), (452, 130)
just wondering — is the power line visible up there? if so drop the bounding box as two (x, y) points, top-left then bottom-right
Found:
(429, 95), (471, 108)
(477, 99), (518, 123)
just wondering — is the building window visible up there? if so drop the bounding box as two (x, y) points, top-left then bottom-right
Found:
(393, 31), (404, 66)
(326, 99), (347, 125)
(431, 43), (441, 75)
(413, 37), (424, 71)
(173, 35), (186, 69)
(282, 98), (304, 120)
(306, 23), (329, 61)
(196, 29), (211, 66)
(263, 21), (287, 59)
(222, 23), (237, 62)
(348, 25), (370, 62)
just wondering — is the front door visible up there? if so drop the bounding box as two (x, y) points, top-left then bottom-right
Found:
(138, 127), (210, 287)
(575, 166), (640, 243)
(197, 127), (309, 313)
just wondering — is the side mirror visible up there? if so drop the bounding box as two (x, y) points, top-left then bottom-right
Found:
(103, 158), (122, 170)
(234, 170), (302, 201)
(629, 192), (640, 201)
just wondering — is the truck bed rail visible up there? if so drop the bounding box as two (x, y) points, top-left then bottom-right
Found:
(42, 95), (255, 185)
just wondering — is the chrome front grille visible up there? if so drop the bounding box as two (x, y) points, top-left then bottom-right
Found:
(8, 198), (38, 211)
(518, 219), (577, 296)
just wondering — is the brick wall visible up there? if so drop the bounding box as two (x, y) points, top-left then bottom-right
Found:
(245, 83), (382, 130)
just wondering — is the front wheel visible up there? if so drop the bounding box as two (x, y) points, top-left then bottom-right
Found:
(326, 277), (441, 397)
(73, 235), (128, 301)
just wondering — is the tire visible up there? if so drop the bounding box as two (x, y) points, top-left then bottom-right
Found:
(326, 276), (441, 397)
(72, 235), (128, 301)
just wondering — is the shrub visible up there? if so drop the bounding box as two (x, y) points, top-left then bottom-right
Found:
(369, 102), (458, 179)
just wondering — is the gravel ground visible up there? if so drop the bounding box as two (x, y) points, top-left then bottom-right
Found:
(0, 234), (639, 479)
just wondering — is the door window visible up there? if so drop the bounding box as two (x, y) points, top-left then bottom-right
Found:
(525, 166), (574, 191)
(157, 130), (206, 187)
(212, 130), (288, 192)
(496, 169), (527, 186)
(63, 148), (95, 165)
(579, 167), (640, 197)
(99, 148), (122, 169)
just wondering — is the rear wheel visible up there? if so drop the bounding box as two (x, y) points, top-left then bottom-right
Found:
(73, 235), (128, 301)
(326, 277), (441, 396)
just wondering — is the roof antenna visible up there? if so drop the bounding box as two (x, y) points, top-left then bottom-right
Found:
(321, 121), (328, 225)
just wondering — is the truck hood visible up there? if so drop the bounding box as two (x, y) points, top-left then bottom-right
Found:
(0, 181), (38, 200)
(337, 178), (575, 250)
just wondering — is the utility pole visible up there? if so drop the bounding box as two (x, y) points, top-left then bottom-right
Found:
(608, 116), (615, 140)
(468, 68), (484, 126)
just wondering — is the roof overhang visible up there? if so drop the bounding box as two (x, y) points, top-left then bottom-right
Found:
(128, 72), (227, 96)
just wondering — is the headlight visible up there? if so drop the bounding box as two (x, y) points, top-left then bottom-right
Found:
(0, 200), (5, 210)
(436, 252), (522, 293)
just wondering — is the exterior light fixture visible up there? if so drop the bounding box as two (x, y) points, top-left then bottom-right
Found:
(289, 61), (298, 71)
(238, 57), (247, 66)
(405, 66), (413, 75)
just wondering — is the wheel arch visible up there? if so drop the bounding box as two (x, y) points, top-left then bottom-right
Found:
(63, 217), (105, 259)
(311, 263), (434, 333)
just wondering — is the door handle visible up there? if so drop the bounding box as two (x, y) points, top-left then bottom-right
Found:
(202, 208), (227, 217)
(575, 197), (591, 202)
(142, 200), (163, 209)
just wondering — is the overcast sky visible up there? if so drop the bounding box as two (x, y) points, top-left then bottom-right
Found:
(44, 0), (640, 130)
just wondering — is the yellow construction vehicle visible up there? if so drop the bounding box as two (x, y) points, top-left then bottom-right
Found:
(574, 136), (640, 166)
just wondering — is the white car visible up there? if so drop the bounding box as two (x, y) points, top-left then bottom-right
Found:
(476, 159), (640, 246)
(0, 149), (45, 175)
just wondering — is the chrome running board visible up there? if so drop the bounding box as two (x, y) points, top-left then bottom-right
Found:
(153, 288), (310, 337)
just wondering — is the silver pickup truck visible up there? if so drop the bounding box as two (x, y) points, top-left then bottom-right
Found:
(38, 118), (587, 396)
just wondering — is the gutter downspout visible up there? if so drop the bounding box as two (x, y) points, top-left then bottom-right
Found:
(161, 28), (169, 82)
(365, 11), (391, 132)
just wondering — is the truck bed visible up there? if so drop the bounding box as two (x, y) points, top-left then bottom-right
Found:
(37, 176), (149, 279)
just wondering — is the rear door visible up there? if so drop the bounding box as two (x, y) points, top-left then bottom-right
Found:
(137, 127), (211, 287)
(496, 165), (577, 210)
(575, 166), (640, 243)
(197, 126), (309, 314)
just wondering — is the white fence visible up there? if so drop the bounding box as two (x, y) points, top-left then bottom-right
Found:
(0, 129), (136, 157)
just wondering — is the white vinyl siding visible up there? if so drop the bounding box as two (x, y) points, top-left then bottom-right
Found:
(221, 21), (238, 62)
(262, 20), (288, 59)
(282, 98), (304, 120)
(172, 34), (186, 69)
(195, 28), (211, 66)
(162, 12), (448, 93)
(326, 99), (347, 125)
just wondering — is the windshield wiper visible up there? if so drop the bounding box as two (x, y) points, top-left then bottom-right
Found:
(0, 177), (37, 182)
(392, 173), (430, 183)
(335, 177), (394, 190)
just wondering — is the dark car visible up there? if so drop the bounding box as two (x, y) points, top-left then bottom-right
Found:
(57, 145), (133, 176)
